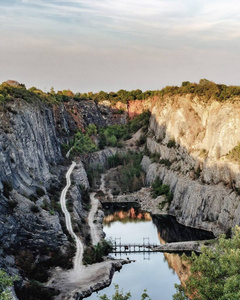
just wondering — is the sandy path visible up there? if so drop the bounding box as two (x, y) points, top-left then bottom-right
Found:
(60, 161), (84, 271)
(100, 173), (113, 201)
(89, 193), (100, 245)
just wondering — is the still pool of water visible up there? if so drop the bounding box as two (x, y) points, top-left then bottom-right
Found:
(87, 221), (180, 299)
(86, 207), (214, 300)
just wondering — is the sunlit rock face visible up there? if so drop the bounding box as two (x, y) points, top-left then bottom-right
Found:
(142, 95), (240, 236)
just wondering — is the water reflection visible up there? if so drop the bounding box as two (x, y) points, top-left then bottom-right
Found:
(87, 206), (214, 299)
(103, 203), (152, 226)
(153, 215), (215, 243)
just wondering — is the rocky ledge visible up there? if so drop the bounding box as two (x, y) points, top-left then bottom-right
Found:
(151, 240), (216, 254)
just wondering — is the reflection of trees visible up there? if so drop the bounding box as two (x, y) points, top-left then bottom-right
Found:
(103, 207), (152, 227)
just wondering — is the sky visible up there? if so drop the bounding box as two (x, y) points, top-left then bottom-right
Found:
(0, 0), (240, 93)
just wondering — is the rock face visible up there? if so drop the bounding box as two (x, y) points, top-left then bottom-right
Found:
(0, 95), (124, 287)
(141, 95), (240, 236)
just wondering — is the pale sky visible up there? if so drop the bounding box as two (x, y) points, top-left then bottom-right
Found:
(0, 0), (240, 92)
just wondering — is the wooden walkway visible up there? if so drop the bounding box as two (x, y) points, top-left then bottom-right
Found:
(112, 239), (158, 253)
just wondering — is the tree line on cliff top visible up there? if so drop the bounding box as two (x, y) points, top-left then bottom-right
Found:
(1, 79), (240, 106)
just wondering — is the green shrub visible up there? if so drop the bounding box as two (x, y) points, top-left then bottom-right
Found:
(36, 187), (45, 197)
(151, 177), (173, 205)
(167, 139), (176, 148)
(136, 134), (147, 146)
(227, 143), (240, 163)
(0, 268), (18, 300)
(83, 240), (113, 265)
(2, 181), (13, 198)
(107, 152), (145, 193)
(128, 111), (151, 133)
(30, 204), (40, 213)
(159, 159), (172, 167)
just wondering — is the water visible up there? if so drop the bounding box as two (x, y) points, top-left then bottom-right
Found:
(86, 206), (214, 300)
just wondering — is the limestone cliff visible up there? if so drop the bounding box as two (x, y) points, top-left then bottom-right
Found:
(140, 95), (240, 235)
(0, 93), (125, 297)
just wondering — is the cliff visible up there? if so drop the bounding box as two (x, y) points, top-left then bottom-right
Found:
(140, 95), (240, 235)
(0, 90), (126, 297)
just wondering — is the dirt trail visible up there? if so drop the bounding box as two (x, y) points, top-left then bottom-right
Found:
(89, 193), (101, 245)
(60, 161), (84, 271)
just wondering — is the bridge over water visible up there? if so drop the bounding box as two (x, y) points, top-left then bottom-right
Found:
(111, 238), (158, 254)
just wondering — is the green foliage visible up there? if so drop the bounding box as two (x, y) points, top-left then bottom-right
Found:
(128, 111), (151, 133)
(86, 164), (104, 187)
(227, 143), (240, 163)
(85, 123), (97, 136)
(98, 125), (127, 148)
(15, 280), (59, 300)
(174, 226), (240, 300)
(83, 240), (113, 265)
(161, 79), (240, 102)
(151, 177), (173, 203)
(136, 134), (147, 147)
(0, 81), (57, 105)
(98, 111), (150, 149)
(30, 204), (40, 213)
(36, 187), (45, 197)
(194, 166), (202, 179)
(98, 285), (151, 300)
(64, 125), (98, 156)
(107, 152), (145, 193)
(0, 269), (18, 300)
(2, 181), (13, 198)
(1, 79), (240, 108)
(167, 138), (176, 148)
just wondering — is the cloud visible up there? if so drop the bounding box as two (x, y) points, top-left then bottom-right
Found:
(1, 1), (239, 44)
(0, 0), (240, 92)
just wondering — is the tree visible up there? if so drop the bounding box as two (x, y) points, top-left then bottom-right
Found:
(173, 226), (240, 300)
(0, 269), (18, 300)
(98, 284), (151, 300)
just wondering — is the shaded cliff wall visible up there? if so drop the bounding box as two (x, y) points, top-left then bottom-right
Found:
(141, 95), (240, 235)
(0, 96), (125, 278)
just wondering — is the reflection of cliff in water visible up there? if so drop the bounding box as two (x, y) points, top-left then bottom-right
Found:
(102, 203), (152, 226)
(153, 215), (215, 243)
(163, 252), (191, 287)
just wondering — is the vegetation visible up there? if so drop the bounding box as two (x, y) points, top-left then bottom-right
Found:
(63, 126), (98, 156)
(160, 79), (240, 102)
(83, 240), (113, 265)
(98, 285), (151, 300)
(98, 124), (128, 148)
(151, 177), (173, 204)
(0, 269), (18, 300)
(227, 142), (240, 163)
(174, 226), (240, 300)
(107, 152), (145, 193)
(167, 138), (176, 148)
(1, 79), (240, 110)
(2, 181), (13, 199)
